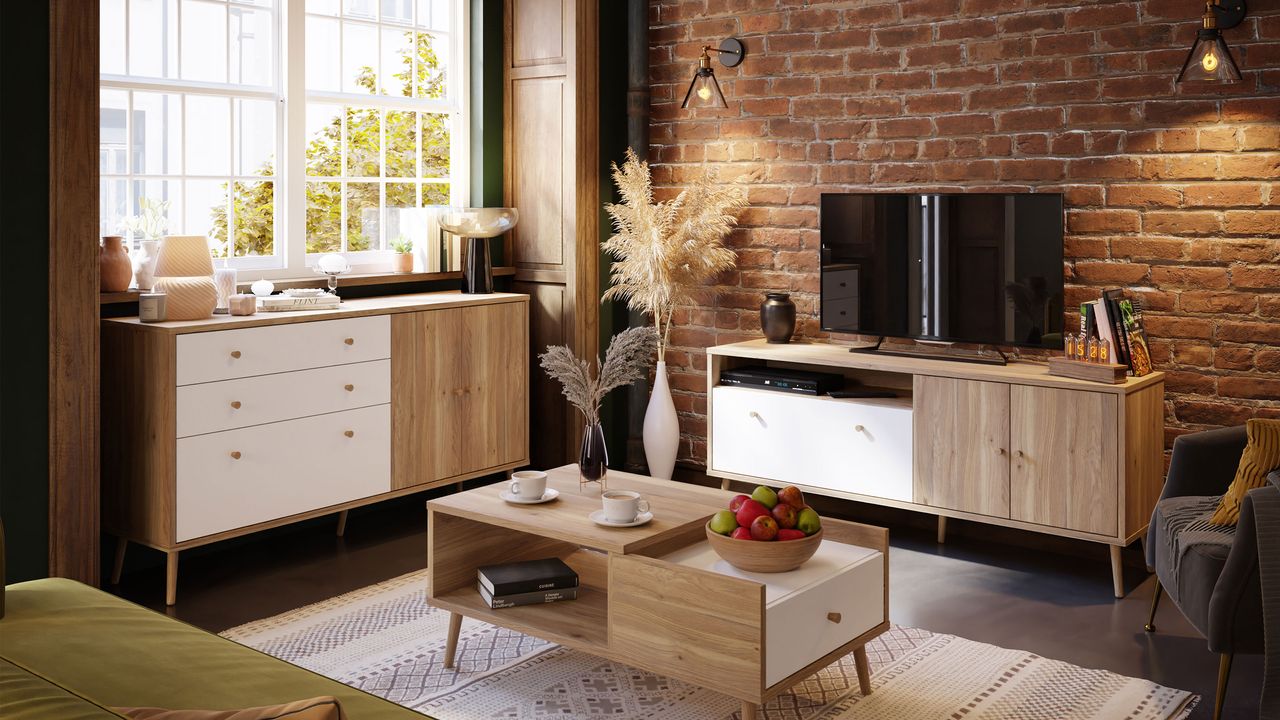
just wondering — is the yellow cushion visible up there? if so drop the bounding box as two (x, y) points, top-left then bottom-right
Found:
(115, 697), (343, 720)
(1209, 418), (1280, 525)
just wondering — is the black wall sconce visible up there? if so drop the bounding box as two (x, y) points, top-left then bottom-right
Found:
(1177, 0), (1246, 83)
(681, 38), (746, 110)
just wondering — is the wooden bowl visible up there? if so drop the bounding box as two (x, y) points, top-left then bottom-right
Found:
(705, 523), (823, 573)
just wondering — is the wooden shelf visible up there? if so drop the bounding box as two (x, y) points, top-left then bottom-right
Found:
(432, 585), (609, 653)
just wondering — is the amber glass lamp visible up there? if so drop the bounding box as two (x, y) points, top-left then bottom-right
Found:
(1177, 0), (1246, 84)
(681, 38), (745, 110)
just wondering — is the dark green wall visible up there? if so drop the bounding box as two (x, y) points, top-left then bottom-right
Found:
(598, 2), (631, 459)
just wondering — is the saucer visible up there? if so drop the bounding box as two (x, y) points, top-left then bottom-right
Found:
(500, 488), (560, 505)
(589, 510), (653, 528)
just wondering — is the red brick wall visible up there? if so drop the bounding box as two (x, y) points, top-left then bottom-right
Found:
(647, 0), (1280, 466)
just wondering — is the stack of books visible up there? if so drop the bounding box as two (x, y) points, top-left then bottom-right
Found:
(259, 293), (341, 312)
(477, 557), (579, 609)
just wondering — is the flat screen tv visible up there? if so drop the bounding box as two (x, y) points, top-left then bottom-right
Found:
(820, 193), (1065, 349)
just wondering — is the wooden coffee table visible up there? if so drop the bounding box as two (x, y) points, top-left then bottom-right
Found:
(427, 465), (888, 719)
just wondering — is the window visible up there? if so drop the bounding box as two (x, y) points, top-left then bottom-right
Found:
(100, 0), (467, 278)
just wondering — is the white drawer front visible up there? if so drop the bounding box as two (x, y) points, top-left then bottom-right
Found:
(176, 405), (391, 542)
(711, 386), (913, 502)
(176, 360), (391, 438)
(176, 316), (390, 385)
(765, 551), (884, 687)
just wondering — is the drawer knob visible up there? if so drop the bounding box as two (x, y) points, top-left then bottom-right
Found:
(827, 612), (842, 624)
(230, 451), (242, 460)
(230, 401), (242, 410)
(854, 424), (865, 433)
(344, 384), (355, 392)
(344, 337), (354, 346)
(230, 350), (242, 359)
(344, 430), (355, 438)
(748, 411), (761, 419)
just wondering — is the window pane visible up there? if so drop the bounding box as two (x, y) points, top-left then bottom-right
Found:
(414, 32), (447, 100)
(235, 98), (276, 176)
(420, 112), (449, 178)
(418, 0), (449, 31)
(342, 22), (378, 93)
(305, 15), (340, 91)
(346, 183), (380, 250)
(231, 180), (275, 256)
(305, 104), (343, 176)
(229, 5), (274, 87)
(101, 178), (130, 235)
(385, 182), (415, 243)
(385, 110), (416, 177)
(185, 179), (228, 244)
(344, 0), (376, 20)
(345, 107), (380, 177)
(130, 180), (180, 241)
(306, 181), (342, 253)
(422, 182), (448, 206)
(129, 0), (178, 78)
(133, 92), (183, 175)
(102, 0), (126, 74)
(181, 0), (228, 83)
(381, 0), (412, 25)
(101, 90), (130, 175)
(381, 27), (413, 96)
(186, 95), (231, 176)
(306, 0), (339, 16)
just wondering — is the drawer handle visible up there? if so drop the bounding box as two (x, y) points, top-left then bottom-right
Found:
(230, 451), (242, 460)
(827, 612), (842, 624)
(230, 401), (242, 410)
(344, 430), (355, 438)
(344, 384), (355, 392)
(748, 411), (761, 420)
(854, 424), (865, 433)
(344, 337), (355, 346)
(230, 350), (242, 359)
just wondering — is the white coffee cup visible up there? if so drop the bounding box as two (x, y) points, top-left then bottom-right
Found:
(509, 470), (547, 500)
(602, 490), (650, 523)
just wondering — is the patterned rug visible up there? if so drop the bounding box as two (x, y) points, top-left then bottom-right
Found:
(222, 570), (1198, 720)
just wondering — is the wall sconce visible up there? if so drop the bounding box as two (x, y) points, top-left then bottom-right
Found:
(1177, 0), (1246, 83)
(681, 38), (746, 110)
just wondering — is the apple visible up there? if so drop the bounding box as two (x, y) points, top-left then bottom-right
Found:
(728, 494), (751, 513)
(736, 498), (771, 528)
(777, 529), (806, 541)
(730, 527), (753, 541)
(709, 510), (738, 535)
(778, 485), (805, 508)
(771, 502), (798, 529)
(797, 507), (822, 536)
(750, 514), (779, 541)
(751, 485), (779, 509)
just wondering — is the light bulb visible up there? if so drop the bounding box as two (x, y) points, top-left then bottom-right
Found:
(1202, 51), (1219, 71)
(697, 85), (712, 100)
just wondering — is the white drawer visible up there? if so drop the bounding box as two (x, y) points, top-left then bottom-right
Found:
(176, 316), (391, 385)
(175, 405), (391, 542)
(711, 386), (913, 502)
(176, 360), (391, 438)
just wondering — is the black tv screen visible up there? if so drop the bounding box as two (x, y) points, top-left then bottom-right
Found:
(820, 193), (1065, 349)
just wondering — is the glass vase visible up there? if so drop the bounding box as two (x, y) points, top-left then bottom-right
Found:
(579, 421), (608, 492)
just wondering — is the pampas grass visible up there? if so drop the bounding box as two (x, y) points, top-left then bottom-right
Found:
(539, 326), (658, 424)
(602, 148), (747, 357)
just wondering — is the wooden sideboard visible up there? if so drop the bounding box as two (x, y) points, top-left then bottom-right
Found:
(707, 340), (1166, 598)
(102, 292), (529, 604)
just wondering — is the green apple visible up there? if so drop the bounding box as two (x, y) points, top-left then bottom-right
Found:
(751, 485), (779, 510)
(709, 510), (738, 535)
(797, 507), (822, 536)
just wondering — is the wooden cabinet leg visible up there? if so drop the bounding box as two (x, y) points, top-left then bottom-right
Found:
(936, 516), (947, 544)
(720, 478), (730, 491)
(336, 510), (349, 537)
(111, 537), (129, 585)
(1109, 544), (1124, 598)
(165, 551), (179, 606)
(740, 701), (757, 720)
(443, 612), (463, 669)
(854, 645), (872, 695)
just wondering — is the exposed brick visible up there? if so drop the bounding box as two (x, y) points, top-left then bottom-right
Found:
(1151, 265), (1231, 289)
(1219, 377), (1280, 401)
(1232, 264), (1280, 289)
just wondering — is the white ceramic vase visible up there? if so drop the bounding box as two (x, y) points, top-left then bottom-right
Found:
(132, 239), (159, 291)
(643, 360), (680, 480)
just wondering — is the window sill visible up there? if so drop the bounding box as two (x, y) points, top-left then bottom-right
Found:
(98, 266), (517, 305)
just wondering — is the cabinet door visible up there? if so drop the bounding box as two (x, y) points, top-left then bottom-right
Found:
(391, 302), (530, 487)
(1009, 386), (1118, 536)
(912, 376), (1010, 517)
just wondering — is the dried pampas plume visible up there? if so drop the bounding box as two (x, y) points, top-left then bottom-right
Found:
(539, 326), (658, 424)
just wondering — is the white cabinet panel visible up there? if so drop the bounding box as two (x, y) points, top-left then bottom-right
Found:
(176, 316), (390, 385)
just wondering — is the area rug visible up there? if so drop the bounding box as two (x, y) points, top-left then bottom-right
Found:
(222, 570), (1198, 720)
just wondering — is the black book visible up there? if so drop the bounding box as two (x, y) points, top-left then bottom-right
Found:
(1101, 288), (1132, 369)
(478, 582), (579, 609)
(477, 557), (578, 597)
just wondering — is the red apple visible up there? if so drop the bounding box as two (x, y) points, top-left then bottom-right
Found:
(730, 527), (753, 540)
(750, 515), (779, 541)
(771, 502), (798, 529)
(736, 498), (771, 528)
(777, 529), (806, 541)
(778, 485), (805, 508)
(728, 494), (751, 513)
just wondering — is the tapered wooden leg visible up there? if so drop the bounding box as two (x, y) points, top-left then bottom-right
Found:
(936, 516), (947, 544)
(1214, 652), (1233, 720)
(1144, 580), (1163, 632)
(720, 478), (730, 491)
(165, 551), (179, 606)
(740, 701), (757, 720)
(1109, 545), (1125, 598)
(111, 537), (128, 585)
(336, 510), (348, 537)
(443, 612), (463, 669)
(854, 645), (872, 695)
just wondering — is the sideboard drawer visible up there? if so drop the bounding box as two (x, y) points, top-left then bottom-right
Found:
(176, 316), (391, 385)
(177, 360), (391, 437)
(175, 404), (391, 542)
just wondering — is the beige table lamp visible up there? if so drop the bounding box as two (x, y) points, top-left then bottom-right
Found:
(152, 235), (217, 320)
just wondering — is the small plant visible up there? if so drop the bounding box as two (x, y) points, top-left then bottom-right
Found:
(539, 326), (658, 424)
(122, 197), (171, 240)
(390, 234), (414, 254)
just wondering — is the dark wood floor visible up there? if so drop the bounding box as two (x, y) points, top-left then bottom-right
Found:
(110, 475), (1260, 720)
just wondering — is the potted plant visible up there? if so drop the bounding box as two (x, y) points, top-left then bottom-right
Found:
(602, 148), (747, 480)
(390, 234), (414, 273)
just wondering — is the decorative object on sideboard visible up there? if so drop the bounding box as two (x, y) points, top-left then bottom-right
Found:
(760, 292), (797, 344)
(315, 253), (350, 298)
(132, 240), (159, 291)
(681, 38), (746, 110)
(250, 278), (275, 297)
(539, 325), (658, 491)
(228, 294), (257, 316)
(259, 287), (341, 312)
(100, 235), (133, 293)
(138, 292), (167, 323)
(602, 148), (747, 479)
(390, 234), (415, 273)
(434, 207), (519, 294)
(213, 267), (238, 314)
(1178, 0), (1246, 84)
(123, 197), (169, 290)
(151, 235), (217, 320)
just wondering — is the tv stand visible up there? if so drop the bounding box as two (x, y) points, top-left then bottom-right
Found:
(848, 336), (1008, 365)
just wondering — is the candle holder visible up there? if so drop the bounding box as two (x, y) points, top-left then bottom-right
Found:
(315, 253), (351, 299)
(213, 267), (238, 314)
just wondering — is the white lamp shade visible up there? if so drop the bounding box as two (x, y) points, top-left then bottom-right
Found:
(154, 235), (215, 277)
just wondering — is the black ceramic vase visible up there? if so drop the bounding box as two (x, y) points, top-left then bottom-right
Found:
(461, 236), (493, 294)
(761, 292), (797, 344)
(579, 422), (609, 488)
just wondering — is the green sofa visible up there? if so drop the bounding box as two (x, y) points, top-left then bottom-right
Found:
(0, 578), (428, 719)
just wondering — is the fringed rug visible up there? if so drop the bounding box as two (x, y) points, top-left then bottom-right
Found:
(222, 570), (1197, 720)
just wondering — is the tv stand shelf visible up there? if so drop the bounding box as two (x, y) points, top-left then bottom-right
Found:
(706, 339), (1165, 598)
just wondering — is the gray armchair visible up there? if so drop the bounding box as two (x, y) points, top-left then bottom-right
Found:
(1145, 425), (1273, 720)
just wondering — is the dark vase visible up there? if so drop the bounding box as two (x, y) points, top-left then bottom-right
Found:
(761, 292), (797, 344)
(461, 236), (493, 294)
(579, 422), (609, 488)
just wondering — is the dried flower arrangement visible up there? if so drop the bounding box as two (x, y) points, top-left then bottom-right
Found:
(602, 148), (748, 357)
(539, 325), (658, 424)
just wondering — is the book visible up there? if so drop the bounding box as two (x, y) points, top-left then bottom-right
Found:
(477, 558), (578, 597)
(1120, 298), (1153, 377)
(258, 294), (341, 312)
(1101, 289), (1131, 369)
(1092, 299), (1118, 361)
(478, 582), (578, 609)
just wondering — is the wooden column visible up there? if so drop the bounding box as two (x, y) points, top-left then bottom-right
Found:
(503, 0), (600, 467)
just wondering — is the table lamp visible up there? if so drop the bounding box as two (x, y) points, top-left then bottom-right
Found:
(152, 235), (217, 320)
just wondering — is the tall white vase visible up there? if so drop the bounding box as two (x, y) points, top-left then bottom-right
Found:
(643, 361), (680, 480)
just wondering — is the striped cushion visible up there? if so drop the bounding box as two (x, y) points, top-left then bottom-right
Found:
(1210, 418), (1280, 526)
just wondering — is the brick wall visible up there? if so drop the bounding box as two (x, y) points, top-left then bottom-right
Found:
(646, 0), (1280, 466)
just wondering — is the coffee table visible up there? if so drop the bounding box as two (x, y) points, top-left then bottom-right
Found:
(426, 465), (888, 719)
